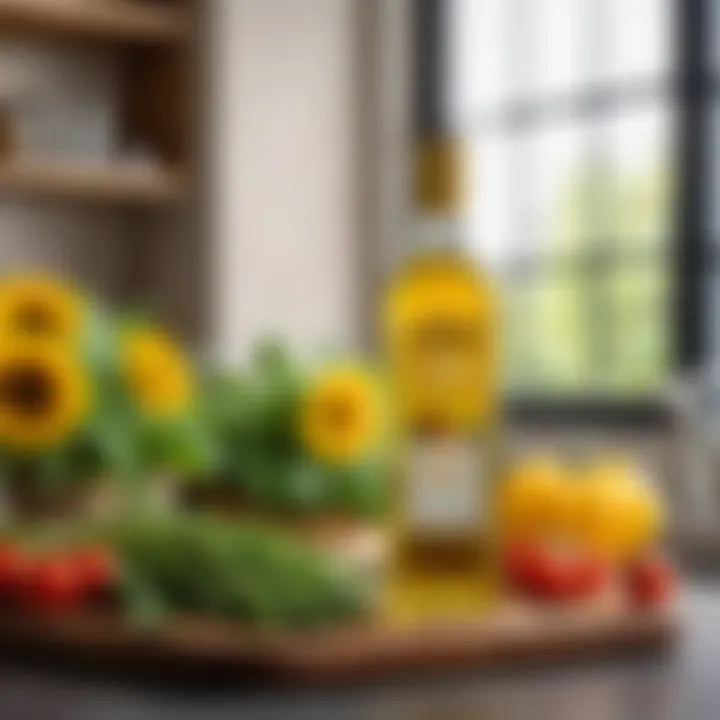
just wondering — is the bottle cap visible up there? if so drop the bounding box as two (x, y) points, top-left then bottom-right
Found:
(413, 136), (468, 214)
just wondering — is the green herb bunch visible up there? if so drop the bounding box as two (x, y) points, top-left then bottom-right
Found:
(116, 513), (370, 629)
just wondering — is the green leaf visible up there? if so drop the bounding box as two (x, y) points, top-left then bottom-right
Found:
(89, 417), (139, 483)
(250, 337), (293, 378)
(331, 461), (389, 519)
(33, 444), (74, 492)
(271, 460), (329, 514)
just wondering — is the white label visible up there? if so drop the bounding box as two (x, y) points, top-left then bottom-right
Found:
(406, 439), (482, 532)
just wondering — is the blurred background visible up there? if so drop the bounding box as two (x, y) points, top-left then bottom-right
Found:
(0, 1), (711, 718)
(0, 0), (715, 542)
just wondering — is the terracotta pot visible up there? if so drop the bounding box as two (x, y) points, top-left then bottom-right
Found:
(182, 483), (251, 515)
(3, 477), (121, 523)
(4, 474), (181, 523)
(182, 483), (388, 576)
(292, 516), (388, 587)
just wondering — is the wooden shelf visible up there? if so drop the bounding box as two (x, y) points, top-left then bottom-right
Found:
(0, 160), (187, 205)
(0, 0), (188, 45)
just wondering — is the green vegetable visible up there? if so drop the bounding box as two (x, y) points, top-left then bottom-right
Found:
(4, 510), (372, 630)
(111, 514), (370, 630)
(332, 461), (390, 519)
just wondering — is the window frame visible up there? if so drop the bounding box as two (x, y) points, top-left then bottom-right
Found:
(415, 0), (711, 427)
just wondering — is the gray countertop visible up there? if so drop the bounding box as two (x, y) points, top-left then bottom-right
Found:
(0, 583), (716, 720)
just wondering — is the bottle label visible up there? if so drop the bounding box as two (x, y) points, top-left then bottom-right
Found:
(406, 439), (482, 532)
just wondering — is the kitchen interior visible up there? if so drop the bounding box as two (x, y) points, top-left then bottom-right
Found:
(0, 0), (715, 719)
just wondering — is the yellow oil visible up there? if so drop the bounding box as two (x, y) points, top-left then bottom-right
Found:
(382, 248), (501, 626)
(384, 530), (498, 625)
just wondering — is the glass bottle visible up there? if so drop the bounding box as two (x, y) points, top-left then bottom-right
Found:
(383, 137), (501, 622)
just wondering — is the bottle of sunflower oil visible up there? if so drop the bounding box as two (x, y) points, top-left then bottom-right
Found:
(382, 136), (501, 623)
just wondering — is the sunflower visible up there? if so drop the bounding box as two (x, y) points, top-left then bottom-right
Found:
(300, 365), (382, 465)
(0, 340), (91, 451)
(122, 327), (194, 418)
(0, 273), (85, 344)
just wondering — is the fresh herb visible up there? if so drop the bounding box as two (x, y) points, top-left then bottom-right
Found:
(112, 513), (371, 630)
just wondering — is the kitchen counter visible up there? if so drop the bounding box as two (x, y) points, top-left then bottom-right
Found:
(0, 583), (714, 720)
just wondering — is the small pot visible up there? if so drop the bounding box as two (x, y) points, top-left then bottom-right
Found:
(183, 482), (388, 577)
(182, 483), (251, 515)
(3, 477), (121, 523)
(4, 474), (181, 523)
(290, 515), (389, 589)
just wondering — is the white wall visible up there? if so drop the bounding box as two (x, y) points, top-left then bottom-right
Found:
(208, 0), (362, 363)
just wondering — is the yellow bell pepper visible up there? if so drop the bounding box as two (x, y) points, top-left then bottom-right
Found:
(497, 455), (575, 543)
(571, 457), (664, 562)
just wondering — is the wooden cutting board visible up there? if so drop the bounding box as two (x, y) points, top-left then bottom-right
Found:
(0, 598), (680, 685)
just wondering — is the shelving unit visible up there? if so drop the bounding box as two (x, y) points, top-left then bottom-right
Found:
(0, 0), (189, 45)
(0, 0), (194, 206)
(0, 159), (187, 205)
(0, 0), (199, 336)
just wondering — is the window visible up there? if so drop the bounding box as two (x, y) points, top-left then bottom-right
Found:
(447, 0), (677, 399)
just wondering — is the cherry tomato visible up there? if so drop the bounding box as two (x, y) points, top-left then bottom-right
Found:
(503, 541), (543, 593)
(626, 555), (677, 608)
(72, 547), (119, 596)
(26, 556), (84, 612)
(530, 548), (579, 600)
(503, 541), (608, 602)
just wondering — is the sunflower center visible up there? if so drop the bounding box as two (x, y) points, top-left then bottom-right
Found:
(0, 365), (56, 417)
(324, 398), (355, 430)
(16, 302), (56, 335)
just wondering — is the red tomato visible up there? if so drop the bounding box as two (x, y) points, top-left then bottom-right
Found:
(0, 544), (34, 598)
(26, 557), (84, 612)
(531, 549), (578, 600)
(626, 555), (677, 608)
(72, 547), (119, 596)
(503, 541), (543, 593)
(503, 541), (608, 602)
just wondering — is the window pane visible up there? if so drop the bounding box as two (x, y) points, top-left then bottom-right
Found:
(535, 263), (593, 391)
(609, 106), (674, 243)
(451, 0), (673, 117)
(530, 0), (589, 98)
(529, 121), (594, 253)
(504, 258), (670, 396)
(503, 269), (539, 390)
(605, 258), (671, 392)
(451, 0), (675, 399)
(465, 132), (523, 271)
(504, 263), (592, 393)
(448, 0), (507, 121)
(605, 0), (674, 83)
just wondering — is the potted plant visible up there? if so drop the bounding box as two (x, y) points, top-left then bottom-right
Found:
(188, 340), (391, 574)
(98, 319), (216, 513)
(0, 272), (114, 519)
(0, 272), (213, 520)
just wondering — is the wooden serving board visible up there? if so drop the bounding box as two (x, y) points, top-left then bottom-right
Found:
(0, 600), (680, 685)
